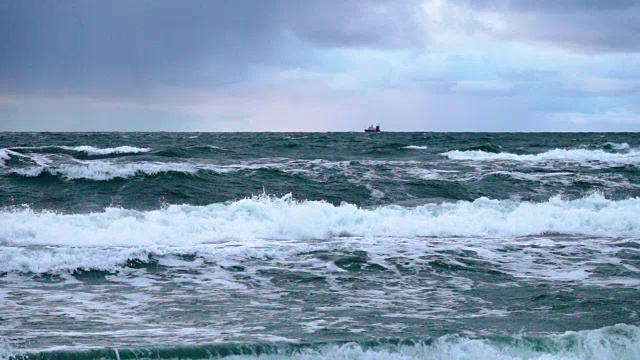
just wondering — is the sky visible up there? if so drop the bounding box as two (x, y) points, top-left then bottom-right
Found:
(1, 0), (639, 132)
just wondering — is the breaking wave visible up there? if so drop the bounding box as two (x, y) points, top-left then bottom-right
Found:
(11, 162), (202, 180)
(8, 161), (290, 180)
(403, 145), (429, 150)
(604, 142), (631, 150)
(442, 148), (640, 164)
(8, 145), (152, 156)
(6, 159), (422, 181)
(1, 193), (638, 248)
(0, 148), (35, 167)
(7, 324), (640, 360)
(0, 149), (10, 167)
(0, 146), (153, 172)
(58, 145), (152, 155)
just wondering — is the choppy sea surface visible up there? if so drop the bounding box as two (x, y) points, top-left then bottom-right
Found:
(1, 132), (639, 360)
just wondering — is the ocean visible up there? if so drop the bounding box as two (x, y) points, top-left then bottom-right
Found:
(1, 132), (639, 359)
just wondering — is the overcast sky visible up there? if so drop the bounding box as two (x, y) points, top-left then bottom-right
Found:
(1, 0), (639, 131)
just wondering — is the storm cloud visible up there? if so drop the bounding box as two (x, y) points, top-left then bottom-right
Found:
(0, 0), (423, 95)
(0, 0), (639, 131)
(460, 0), (640, 52)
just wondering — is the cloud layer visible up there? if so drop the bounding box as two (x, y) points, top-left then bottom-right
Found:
(0, 0), (639, 131)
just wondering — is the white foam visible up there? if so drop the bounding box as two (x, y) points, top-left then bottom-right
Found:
(10, 145), (151, 155)
(442, 148), (640, 164)
(0, 149), (10, 167)
(2, 193), (639, 274)
(59, 145), (152, 155)
(0, 193), (638, 246)
(9, 325), (640, 360)
(13, 161), (200, 180)
(202, 324), (640, 360)
(0, 246), (158, 273)
(10, 159), (294, 180)
(6, 158), (429, 181)
(0, 337), (13, 360)
(403, 168), (440, 180)
(403, 145), (429, 150)
(605, 142), (631, 150)
(0, 148), (33, 167)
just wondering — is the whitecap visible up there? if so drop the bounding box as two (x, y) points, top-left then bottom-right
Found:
(13, 161), (198, 180)
(1, 193), (638, 247)
(442, 148), (640, 165)
(604, 142), (631, 150)
(0, 149), (10, 167)
(10, 145), (151, 155)
(59, 145), (152, 155)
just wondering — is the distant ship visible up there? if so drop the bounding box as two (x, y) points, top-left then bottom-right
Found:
(364, 124), (381, 133)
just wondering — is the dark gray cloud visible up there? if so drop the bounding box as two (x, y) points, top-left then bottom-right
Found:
(0, 0), (424, 97)
(461, 0), (640, 52)
(2, 0), (639, 132)
(471, 0), (638, 12)
(281, 0), (424, 48)
(0, 0), (281, 96)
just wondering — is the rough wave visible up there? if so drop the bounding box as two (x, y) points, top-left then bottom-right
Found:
(403, 145), (429, 150)
(8, 324), (640, 360)
(58, 145), (152, 155)
(2, 193), (639, 274)
(442, 148), (640, 164)
(0, 148), (35, 167)
(0, 337), (11, 360)
(0, 149), (10, 167)
(6, 158), (421, 181)
(1, 193), (637, 245)
(9, 145), (152, 156)
(12, 161), (201, 180)
(604, 142), (631, 150)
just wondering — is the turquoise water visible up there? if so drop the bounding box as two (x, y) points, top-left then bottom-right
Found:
(1, 132), (639, 359)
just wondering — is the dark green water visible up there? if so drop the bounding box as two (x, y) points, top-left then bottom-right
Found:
(1, 132), (639, 359)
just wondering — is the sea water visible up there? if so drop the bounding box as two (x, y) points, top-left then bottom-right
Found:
(0, 132), (639, 359)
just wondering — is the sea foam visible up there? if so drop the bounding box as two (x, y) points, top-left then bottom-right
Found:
(12, 161), (204, 180)
(247, 324), (640, 360)
(442, 148), (640, 164)
(59, 145), (152, 155)
(1, 195), (640, 275)
(9, 145), (152, 155)
(1, 194), (638, 247)
(0, 148), (32, 167)
(0, 149), (10, 167)
(12, 324), (640, 360)
(604, 142), (631, 150)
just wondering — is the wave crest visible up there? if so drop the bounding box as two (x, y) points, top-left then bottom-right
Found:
(9, 145), (151, 156)
(59, 145), (151, 155)
(9, 324), (640, 360)
(0, 149), (10, 167)
(604, 142), (631, 150)
(1, 194), (638, 247)
(443, 148), (640, 164)
(12, 161), (201, 180)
